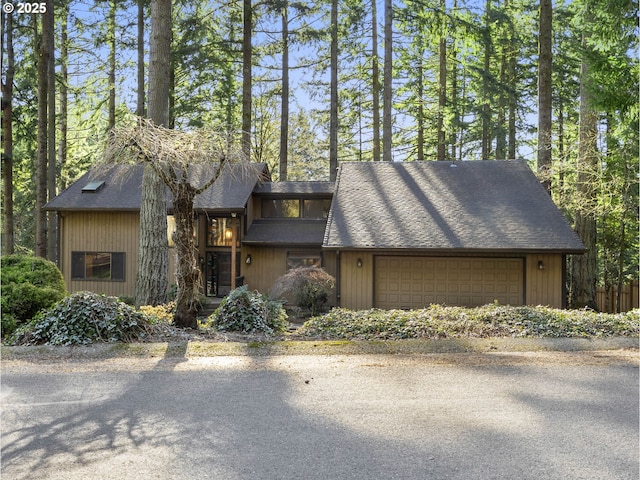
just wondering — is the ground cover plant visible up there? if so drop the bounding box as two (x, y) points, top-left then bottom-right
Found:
(1, 255), (67, 336)
(7, 291), (152, 346)
(297, 304), (640, 340)
(205, 285), (288, 335)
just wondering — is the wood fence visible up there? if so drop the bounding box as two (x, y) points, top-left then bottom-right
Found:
(596, 280), (639, 313)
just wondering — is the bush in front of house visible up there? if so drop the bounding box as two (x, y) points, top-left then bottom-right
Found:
(205, 285), (288, 335)
(1, 254), (67, 337)
(7, 291), (152, 346)
(269, 266), (336, 317)
(297, 304), (640, 340)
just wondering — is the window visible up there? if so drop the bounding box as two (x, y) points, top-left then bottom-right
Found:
(71, 252), (125, 281)
(262, 199), (300, 218)
(262, 198), (331, 219)
(167, 215), (198, 247)
(287, 250), (321, 270)
(303, 199), (331, 219)
(207, 218), (240, 247)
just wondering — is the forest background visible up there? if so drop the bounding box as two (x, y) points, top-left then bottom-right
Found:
(1, 0), (638, 310)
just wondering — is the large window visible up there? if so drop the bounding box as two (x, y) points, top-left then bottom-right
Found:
(71, 252), (125, 281)
(262, 198), (331, 219)
(207, 218), (240, 247)
(303, 199), (331, 219)
(262, 199), (300, 218)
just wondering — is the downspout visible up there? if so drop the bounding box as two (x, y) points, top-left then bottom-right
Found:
(335, 250), (340, 306)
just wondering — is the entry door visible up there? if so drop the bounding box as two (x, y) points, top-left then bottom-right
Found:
(206, 252), (239, 297)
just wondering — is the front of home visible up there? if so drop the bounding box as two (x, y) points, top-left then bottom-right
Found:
(45, 160), (585, 309)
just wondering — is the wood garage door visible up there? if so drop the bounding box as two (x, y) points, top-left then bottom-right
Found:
(374, 257), (524, 309)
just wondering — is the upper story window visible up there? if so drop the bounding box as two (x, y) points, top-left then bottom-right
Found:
(262, 198), (331, 219)
(71, 252), (125, 281)
(262, 199), (300, 218)
(303, 199), (331, 219)
(207, 217), (240, 247)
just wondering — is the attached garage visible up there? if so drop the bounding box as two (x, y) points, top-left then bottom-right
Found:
(374, 256), (524, 309)
(324, 161), (586, 310)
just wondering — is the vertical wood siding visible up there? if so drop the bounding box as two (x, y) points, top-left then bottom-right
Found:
(525, 254), (564, 308)
(241, 246), (288, 294)
(62, 211), (140, 298)
(339, 251), (374, 310)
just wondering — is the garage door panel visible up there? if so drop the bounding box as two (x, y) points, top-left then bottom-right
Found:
(375, 256), (524, 309)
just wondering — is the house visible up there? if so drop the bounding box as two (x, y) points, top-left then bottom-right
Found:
(45, 159), (585, 309)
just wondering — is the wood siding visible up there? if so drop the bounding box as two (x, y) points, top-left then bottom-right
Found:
(525, 254), (564, 308)
(241, 246), (288, 294)
(339, 252), (566, 310)
(339, 251), (374, 310)
(60, 211), (140, 298)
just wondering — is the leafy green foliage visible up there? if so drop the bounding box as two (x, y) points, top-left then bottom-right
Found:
(7, 292), (151, 346)
(298, 305), (640, 340)
(206, 286), (288, 335)
(1, 255), (67, 336)
(270, 267), (335, 316)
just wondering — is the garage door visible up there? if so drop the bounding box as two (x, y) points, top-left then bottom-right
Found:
(374, 257), (524, 309)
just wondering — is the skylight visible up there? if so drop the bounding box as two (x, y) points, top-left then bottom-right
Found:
(81, 180), (105, 193)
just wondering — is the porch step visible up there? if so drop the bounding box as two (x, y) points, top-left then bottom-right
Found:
(199, 297), (224, 318)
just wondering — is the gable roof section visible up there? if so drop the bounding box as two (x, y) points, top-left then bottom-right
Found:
(45, 165), (144, 211)
(323, 160), (585, 253)
(45, 163), (268, 212)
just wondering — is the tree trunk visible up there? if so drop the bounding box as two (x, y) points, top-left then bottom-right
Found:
(136, 0), (171, 307)
(137, 0), (145, 117)
(35, 2), (52, 258)
(382, 0), (392, 161)
(108, 0), (116, 131)
(242, 0), (252, 160)
(537, 0), (552, 192)
(437, 0), (446, 161)
(1, 11), (14, 255)
(279, 5), (289, 181)
(570, 22), (598, 310)
(58, 3), (68, 191)
(371, 0), (380, 162)
(416, 53), (424, 162)
(172, 181), (200, 329)
(329, 0), (338, 180)
(47, 0), (56, 261)
(481, 0), (491, 160)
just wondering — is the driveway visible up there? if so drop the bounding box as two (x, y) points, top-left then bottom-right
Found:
(1, 346), (638, 480)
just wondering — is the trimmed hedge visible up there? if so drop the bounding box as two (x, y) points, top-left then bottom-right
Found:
(298, 304), (640, 340)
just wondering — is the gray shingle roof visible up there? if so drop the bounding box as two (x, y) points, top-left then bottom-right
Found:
(243, 220), (326, 246)
(45, 163), (268, 212)
(323, 160), (585, 253)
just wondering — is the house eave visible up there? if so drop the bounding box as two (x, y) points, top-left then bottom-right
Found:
(320, 246), (587, 255)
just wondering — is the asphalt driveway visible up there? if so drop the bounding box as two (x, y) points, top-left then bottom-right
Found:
(1, 344), (638, 480)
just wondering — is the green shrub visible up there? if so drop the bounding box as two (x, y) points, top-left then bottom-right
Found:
(7, 291), (151, 346)
(206, 285), (288, 335)
(1, 255), (67, 336)
(269, 267), (335, 316)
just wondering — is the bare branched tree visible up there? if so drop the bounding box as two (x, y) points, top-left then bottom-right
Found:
(104, 117), (247, 328)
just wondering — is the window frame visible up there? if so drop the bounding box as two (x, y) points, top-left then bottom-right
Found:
(71, 252), (126, 281)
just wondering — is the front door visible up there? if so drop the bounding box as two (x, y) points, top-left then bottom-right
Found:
(206, 252), (239, 297)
